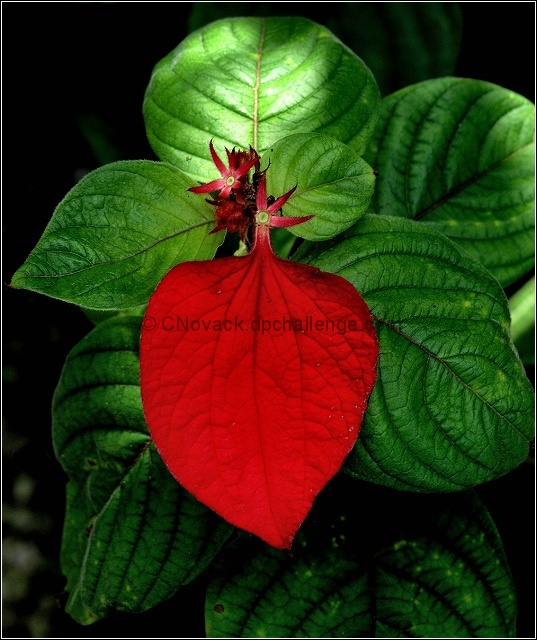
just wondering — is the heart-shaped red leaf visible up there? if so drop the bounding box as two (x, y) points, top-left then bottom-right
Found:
(140, 235), (378, 549)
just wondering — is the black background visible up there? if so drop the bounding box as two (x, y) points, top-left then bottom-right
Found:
(2, 2), (535, 638)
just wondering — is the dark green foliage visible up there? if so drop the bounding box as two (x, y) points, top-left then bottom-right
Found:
(10, 7), (533, 636)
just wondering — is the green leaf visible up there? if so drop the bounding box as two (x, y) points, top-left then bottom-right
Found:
(52, 316), (232, 625)
(296, 215), (534, 492)
(262, 133), (376, 241)
(187, 4), (462, 97)
(364, 78), (535, 286)
(143, 17), (380, 181)
(205, 476), (516, 638)
(80, 305), (146, 326)
(11, 161), (222, 310)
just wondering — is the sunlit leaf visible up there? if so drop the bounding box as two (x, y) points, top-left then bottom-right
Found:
(11, 161), (223, 310)
(187, 3), (463, 96)
(143, 17), (380, 181)
(262, 133), (375, 241)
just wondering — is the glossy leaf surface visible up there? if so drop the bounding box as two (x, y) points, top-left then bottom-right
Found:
(187, 3), (462, 97)
(143, 17), (380, 181)
(296, 215), (534, 491)
(206, 477), (516, 637)
(52, 316), (232, 624)
(140, 234), (378, 549)
(261, 133), (376, 241)
(11, 161), (222, 310)
(364, 78), (535, 286)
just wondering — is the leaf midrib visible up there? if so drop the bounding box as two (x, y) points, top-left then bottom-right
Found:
(252, 18), (266, 149)
(375, 315), (528, 441)
(18, 219), (214, 279)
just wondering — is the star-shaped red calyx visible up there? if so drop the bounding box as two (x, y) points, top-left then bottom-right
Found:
(188, 141), (311, 242)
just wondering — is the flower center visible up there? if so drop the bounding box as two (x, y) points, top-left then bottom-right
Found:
(256, 211), (270, 225)
(225, 176), (235, 187)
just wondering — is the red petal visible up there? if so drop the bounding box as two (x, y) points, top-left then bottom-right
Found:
(140, 246), (378, 549)
(256, 173), (268, 210)
(268, 214), (313, 228)
(266, 184), (298, 214)
(233, 154), (260, 179)
(188, 178), (226, 194)
(209, 140), (228, 176)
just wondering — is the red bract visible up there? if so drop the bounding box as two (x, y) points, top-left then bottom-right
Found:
(140, 144), (378, 549)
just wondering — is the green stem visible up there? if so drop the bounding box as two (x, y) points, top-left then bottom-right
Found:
(270, 228), (298, 259)
(509, 277), (535, 364)
(509, 277), (535, 344)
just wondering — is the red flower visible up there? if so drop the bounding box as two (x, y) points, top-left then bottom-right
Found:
(188, 140), (259, 199)
(209, 200), (251, 239)
(253, 174), (310, 232)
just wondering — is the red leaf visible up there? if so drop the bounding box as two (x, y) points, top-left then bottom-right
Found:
(140, 232), (378, 549)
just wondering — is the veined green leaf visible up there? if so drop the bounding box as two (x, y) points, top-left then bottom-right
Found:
(364, 78), (535, 286)
(206, 477), (516, 637)
(52, 316), (232, 625)
(11, 161), (223, 310)
(187, 3), (462, 97)
(296, 215), (534, 491)
(143, 17), (380, 181)
(261, 133), (376, 241)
